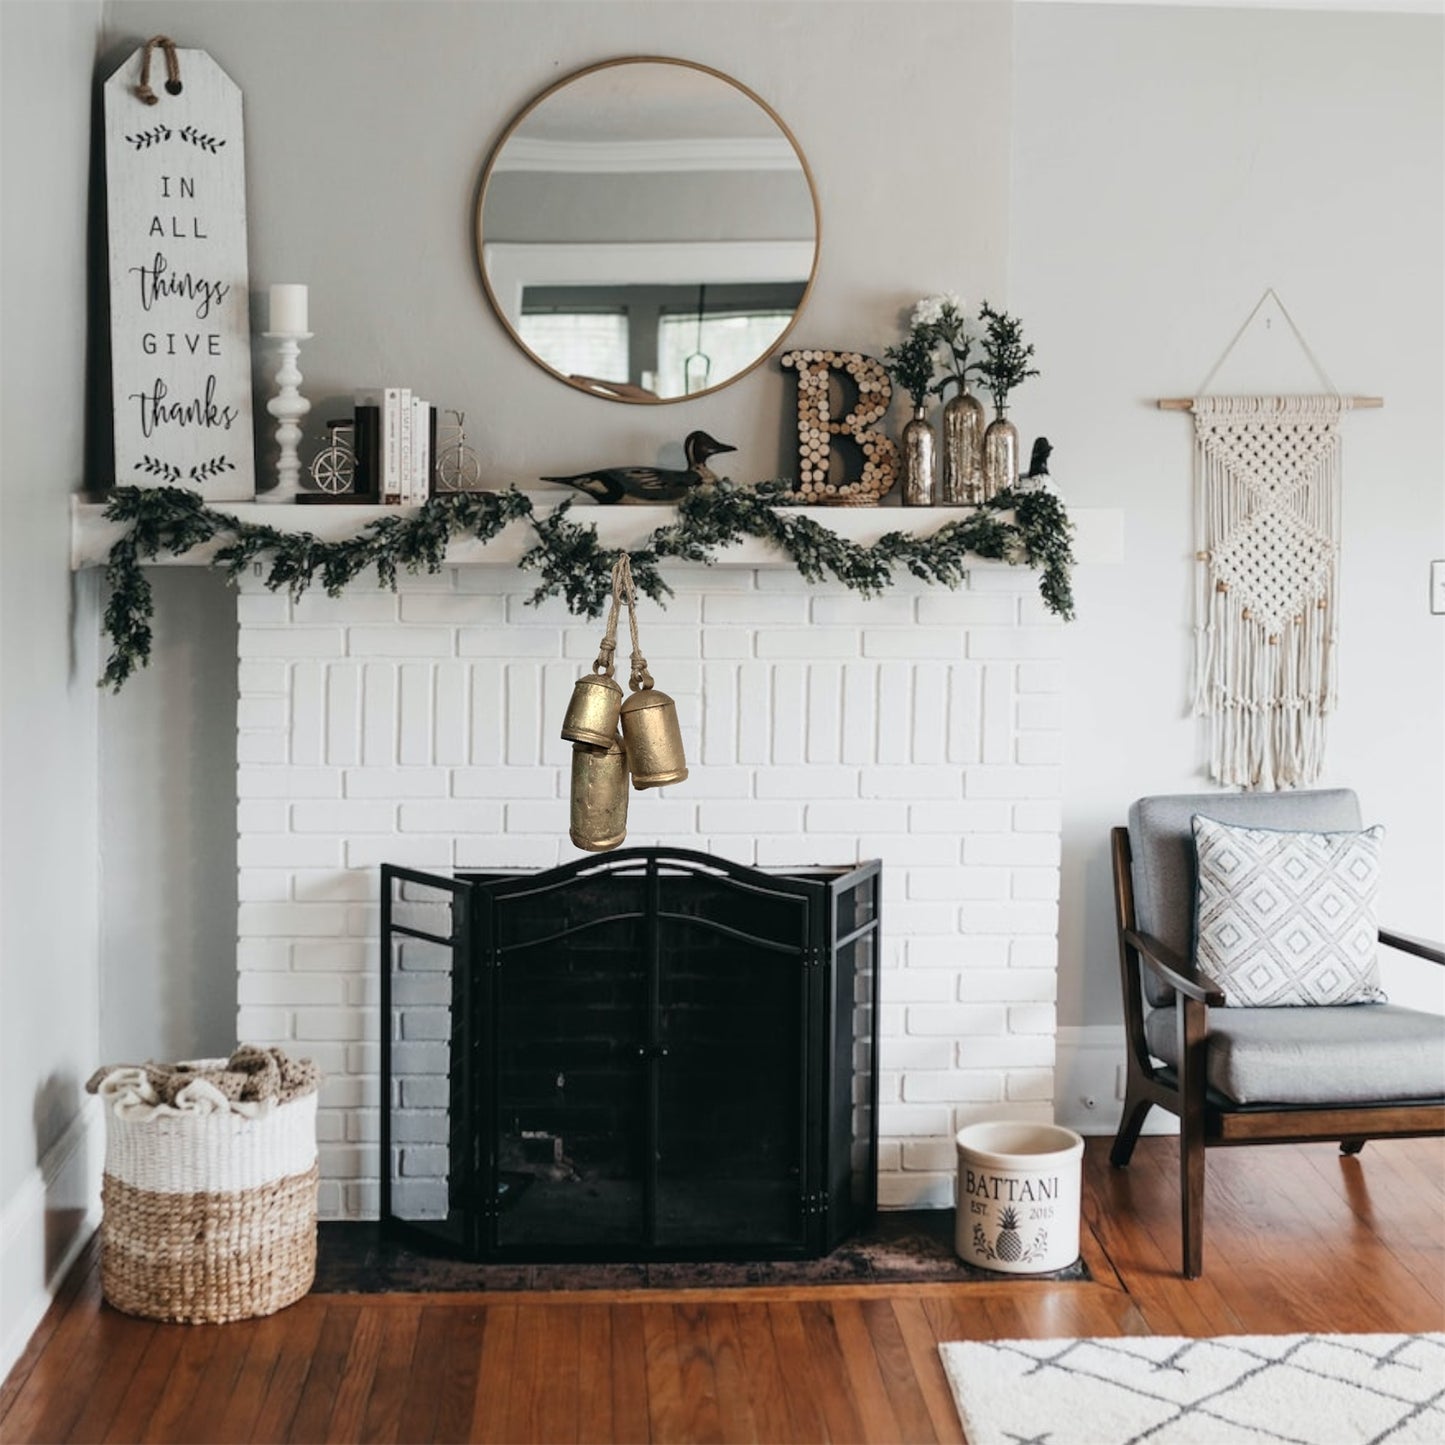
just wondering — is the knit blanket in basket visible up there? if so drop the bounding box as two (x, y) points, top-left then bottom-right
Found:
(86, 1044), (320, 1120)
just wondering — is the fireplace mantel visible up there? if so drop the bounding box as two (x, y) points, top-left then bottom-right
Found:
(69, 496), (1123, 570)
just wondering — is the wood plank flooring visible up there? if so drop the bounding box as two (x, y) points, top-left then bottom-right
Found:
(3, 1137), (1442, 1443)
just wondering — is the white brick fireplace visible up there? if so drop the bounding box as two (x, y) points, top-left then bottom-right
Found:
(228, 553), (1064, 1220)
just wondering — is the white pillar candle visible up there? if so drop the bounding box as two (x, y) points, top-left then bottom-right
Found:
(268, 284), (308, 334)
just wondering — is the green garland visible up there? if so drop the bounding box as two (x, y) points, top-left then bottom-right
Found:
(98, 481), (1075, 690)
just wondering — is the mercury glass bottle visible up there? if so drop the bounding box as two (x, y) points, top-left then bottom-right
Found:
(981, 409), (1019, 502)
(901, 405), (936, 507)
(940, 387), (986, 505)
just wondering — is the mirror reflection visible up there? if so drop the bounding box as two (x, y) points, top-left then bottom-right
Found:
(477, 58), (819, 403)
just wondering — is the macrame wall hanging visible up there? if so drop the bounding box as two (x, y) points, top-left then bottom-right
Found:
(1160, 289), (1382, 791)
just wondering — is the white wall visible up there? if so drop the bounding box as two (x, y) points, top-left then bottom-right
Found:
(1008, 2), (1445, 1050)
(0, 0), (106, 1378)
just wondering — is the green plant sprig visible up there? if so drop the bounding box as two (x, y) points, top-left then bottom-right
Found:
(96, 481), (1075, 689)
(882, 328), (939, 409)
(975, 301), (1040, 413)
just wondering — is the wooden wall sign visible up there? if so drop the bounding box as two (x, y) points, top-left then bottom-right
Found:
(104, 42), (255, 499)
(780, 350), (898, 505)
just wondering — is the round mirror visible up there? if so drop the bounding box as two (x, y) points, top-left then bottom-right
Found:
(476, 58), (820, 404)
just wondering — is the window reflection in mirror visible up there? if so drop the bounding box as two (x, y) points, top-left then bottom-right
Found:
(477, 58), (819, 404)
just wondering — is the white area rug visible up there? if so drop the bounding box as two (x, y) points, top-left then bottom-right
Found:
(938, 1333), (1445, 1444)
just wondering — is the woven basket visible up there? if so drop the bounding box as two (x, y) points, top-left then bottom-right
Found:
(99, 1084), (318, 1323)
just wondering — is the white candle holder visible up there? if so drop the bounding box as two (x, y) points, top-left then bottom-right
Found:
(261, 330), (313, 502)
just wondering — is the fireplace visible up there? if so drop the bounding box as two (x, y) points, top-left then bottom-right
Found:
(381, 849), (880, 1260)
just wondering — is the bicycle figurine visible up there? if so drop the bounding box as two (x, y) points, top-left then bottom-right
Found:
(310, 420), (357, 495)
(434, 410), (482, 492)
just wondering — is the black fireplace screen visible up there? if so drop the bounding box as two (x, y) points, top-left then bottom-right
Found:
(381, 849), (880, 1262)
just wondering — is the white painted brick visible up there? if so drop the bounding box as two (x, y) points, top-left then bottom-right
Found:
(350, 627), (454, 658)
(239, 974), (345, 1007)
(736, 662), (770, 765)
(755, 629), (861, 659)
(505, 664), (542, 766)
(909, 936), (1010, 969)
(238, 902), (350, 937)
(238, 661), (288, 694)
(901, 1139), (957, 1172)
(1013, 801), (1062, 833)
(754, 767), (855, 800)
(1016, 733), (1062, 766)
(237, 593), (291, 624)
(696, 801), (800, 834)
(863, 630), (963, 660)
(857, 834), (960, 867)
(841, 666), (876, 766)
(860, 766), (961, 800)
(236, 836), (343, 868)
(701, 630), (753, 659)
(238, 870), (290, 902)
(903, 1072), (1003, 1104)
(701, 664), (737, 765)
(878, 1174), (954, 1209)
(292, 800), (395, 834)
(963, 833), (1061, 867)
(1017, 593), (1063, 626)
(954, 1101), (1053, 1131)
(237, 800), (287, 833)
(293, 592), (400, 624)
(703, 594), (806, 625)
(469, 662), (503, 765)
(967, 628), (1060, 661)
(451, 768), (557, 799)
(886, 902), (961, 937)
(1010, 938), (1059, 970)
(398, 664), (432, 766)
(906, 868), (1010, 901)
(345, 767), (448, 799)
(805, 801), (909, 833)
(915, 593), (1016, 627)
(237, 732), (288, 765)
(876, 662), (912, 765)
(1005, 1068), (1055, 1102)
(290, 664), (324, 767)
(878, 1103), (953, 1137)
(667, 568), (756, 593)
(237, 696), (287, 731)
(880, 1038), (956, 1071)
(1011, 867), (1060, 901)
(323, 663), (362, 767)
(345, 837), (450, 870)
(294, 1008), (374, 1042)
(909, 663), (949, 766)
(958, 969), (1057, 1003)
(812, 594), (910, 626)
(401, 594), (503, 624)
(362, 664), (396, 766)
(434, 663), (469, 766)
(964, 766), (1061, 800)
(455, 836), (561, 869)
(907, 1005), (1006, 1037)
(959, 1035), (1056, 1069)
(238, 1008), (291, 1040)
(980, 663), (1012, 766)
(770, 664), (807, 766)
(399, 800), (504, 834)
(879, 970), (954, 1004)
(237, 939), (291, 973)
(1008, 1003), (1058, 1035)
(239, 627), (343, 658)
(957, 901), (1058, 936)
(1016, 662), (1063, 694)
(504, 800), (572, 834)
(293, 870), (375, 904)
(1016, 696), (1062, 731)
(293, 941), (371, 973)
(907, 801), (1010, 834)
(964, 564), (1035, 593)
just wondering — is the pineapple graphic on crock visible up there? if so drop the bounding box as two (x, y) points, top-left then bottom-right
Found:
(995, 1208), (1024, 1262)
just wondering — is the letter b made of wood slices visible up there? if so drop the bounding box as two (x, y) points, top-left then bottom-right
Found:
(104, 46), (255, 499)
(781, 349), (898, 505)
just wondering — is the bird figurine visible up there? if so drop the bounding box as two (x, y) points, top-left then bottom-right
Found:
(1018, 436), (1053, 492)
(540, 431), (736, 504)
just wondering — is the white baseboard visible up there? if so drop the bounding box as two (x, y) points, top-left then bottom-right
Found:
(0, 1096), (103, 1384)
(1054, 1025), (1179, 1138)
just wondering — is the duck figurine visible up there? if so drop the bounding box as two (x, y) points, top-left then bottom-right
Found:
(540, 431), (736, 505)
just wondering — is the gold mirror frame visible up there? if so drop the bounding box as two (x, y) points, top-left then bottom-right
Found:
(474, 56), (821, 406)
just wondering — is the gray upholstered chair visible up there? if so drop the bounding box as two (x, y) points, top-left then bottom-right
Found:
(1110, 788), (1445, 1278)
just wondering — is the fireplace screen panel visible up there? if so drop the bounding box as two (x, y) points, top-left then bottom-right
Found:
(382, 851), (879, 1261)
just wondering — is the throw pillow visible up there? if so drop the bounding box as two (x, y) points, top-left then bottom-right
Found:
(1192, 814), (1387, 1007)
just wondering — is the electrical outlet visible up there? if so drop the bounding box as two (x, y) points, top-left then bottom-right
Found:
(1432, 559), (1445, 615)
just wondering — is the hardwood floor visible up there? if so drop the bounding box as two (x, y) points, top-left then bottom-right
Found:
(3, 1137), (1442, 1444)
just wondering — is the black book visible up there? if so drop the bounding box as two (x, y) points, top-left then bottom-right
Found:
(352, 404), (381, 497)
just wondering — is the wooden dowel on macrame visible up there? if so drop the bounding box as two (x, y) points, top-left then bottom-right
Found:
(1157, 396), (1384, 411)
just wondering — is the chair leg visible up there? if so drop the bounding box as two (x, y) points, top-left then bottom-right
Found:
(1180, 1115), (1205, 1279)
(1340, 1139), (1367, 1156)
(1110, 1090), (1152, 1167)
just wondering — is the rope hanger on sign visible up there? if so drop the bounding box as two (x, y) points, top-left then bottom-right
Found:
(1158, 288), (1384, 791)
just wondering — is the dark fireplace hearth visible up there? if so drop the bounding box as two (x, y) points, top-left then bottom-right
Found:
(381, 849), (880, 1262)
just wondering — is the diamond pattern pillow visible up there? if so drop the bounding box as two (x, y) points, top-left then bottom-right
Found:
(1192, 814), (1387, 1007)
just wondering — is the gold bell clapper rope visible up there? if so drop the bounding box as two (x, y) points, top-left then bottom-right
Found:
(613, 555), (688, 791)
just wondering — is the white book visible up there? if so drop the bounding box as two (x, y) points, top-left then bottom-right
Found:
(397, 387), (415, 504)
(381, 386), (403, 504)
(412, 398), (432, 502)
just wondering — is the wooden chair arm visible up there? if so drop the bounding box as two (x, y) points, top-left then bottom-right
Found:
(1123, 929), (1227, 1006)
(1379, 928), (1445, 967)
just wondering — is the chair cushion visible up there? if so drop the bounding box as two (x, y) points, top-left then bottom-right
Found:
(1127, 789), (1361, 1006)
(1143, 1002), (1445, 1105)
(1192, 815), (1387, 1007)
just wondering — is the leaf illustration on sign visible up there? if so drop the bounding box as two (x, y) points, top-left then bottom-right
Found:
(105, 46), (254, 499)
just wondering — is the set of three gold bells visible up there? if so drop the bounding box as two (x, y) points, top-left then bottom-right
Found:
(562, 555), (687, 852)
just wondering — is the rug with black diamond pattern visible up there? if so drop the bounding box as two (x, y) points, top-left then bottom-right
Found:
(938, 1333), (1445, 1445)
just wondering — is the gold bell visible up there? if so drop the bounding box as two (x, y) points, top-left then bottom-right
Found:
(569, 733), (629, 852)
(560, 666), (623, 748)
(620, 676), (688, 790)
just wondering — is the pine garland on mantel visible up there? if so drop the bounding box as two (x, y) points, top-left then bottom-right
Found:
(97, 481), (1075, 690)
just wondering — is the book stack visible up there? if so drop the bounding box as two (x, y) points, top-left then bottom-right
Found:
(353, 387), (438, 504)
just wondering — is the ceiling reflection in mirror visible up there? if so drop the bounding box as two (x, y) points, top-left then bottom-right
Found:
(476, 58), (819, 403)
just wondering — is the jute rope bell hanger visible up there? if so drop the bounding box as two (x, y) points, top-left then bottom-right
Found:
(1160, 287), (1383, 790)
(134, 36), (183, 105)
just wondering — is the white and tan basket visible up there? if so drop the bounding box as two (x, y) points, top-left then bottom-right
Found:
(98, 1074), (318, 1323)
